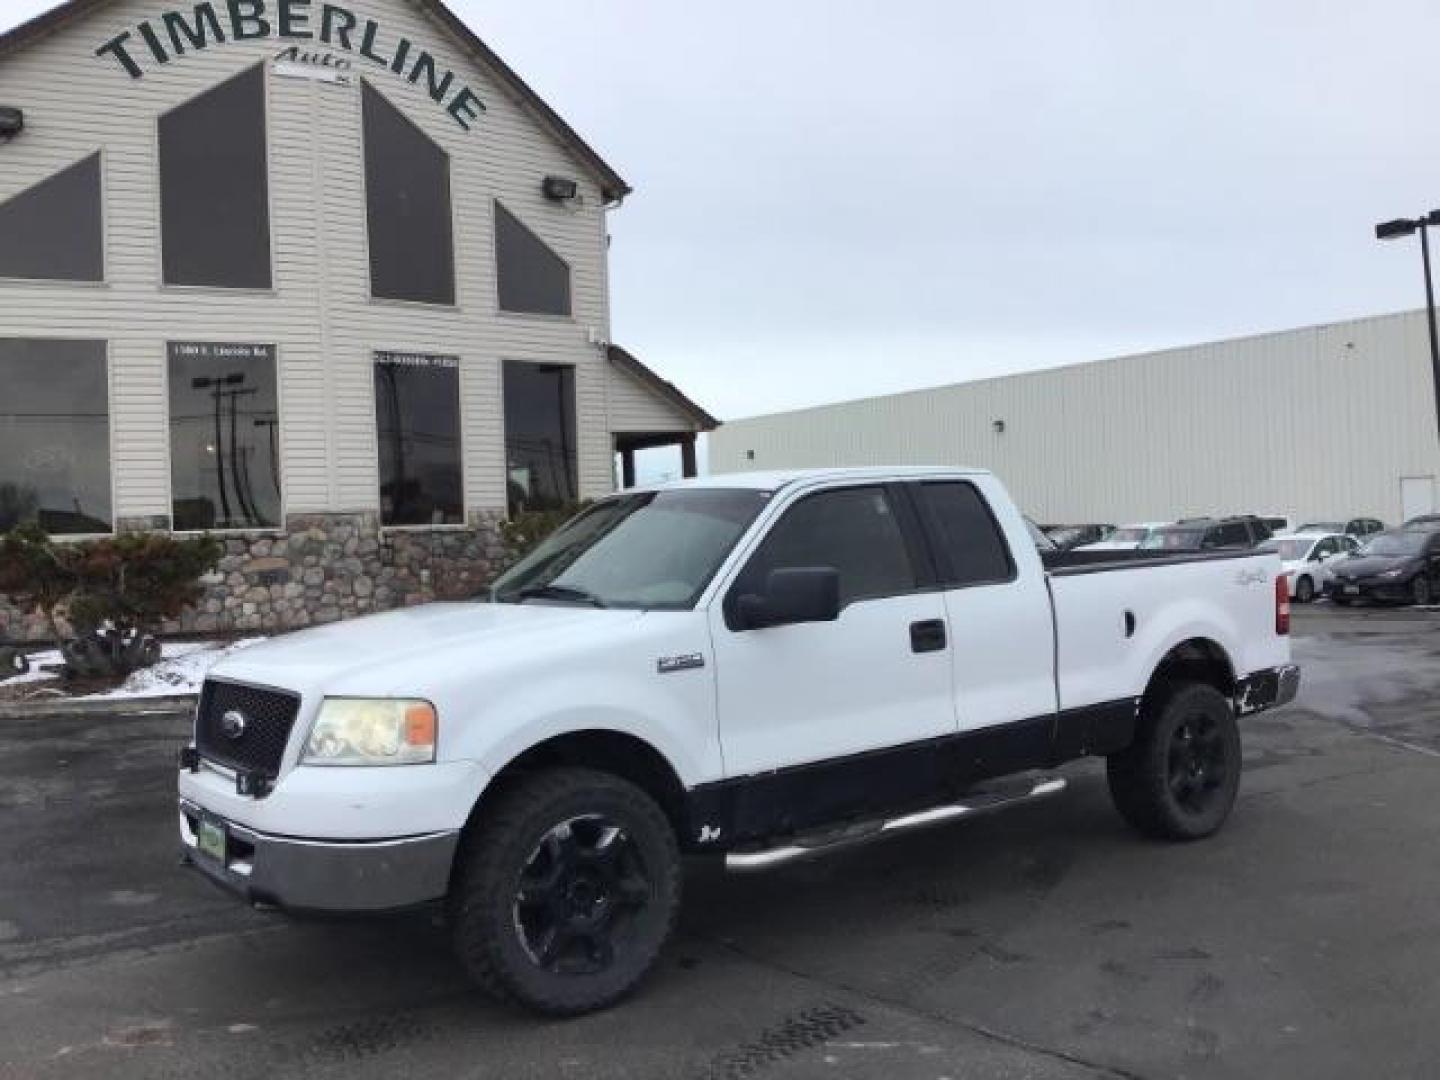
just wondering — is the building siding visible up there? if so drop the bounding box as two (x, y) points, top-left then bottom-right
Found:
(0, 0), (620, 524)
(607, 362), (699, 433)
(710, 310), (1440, 525)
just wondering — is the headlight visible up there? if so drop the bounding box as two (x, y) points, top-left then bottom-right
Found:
(302, 698), (437, 765)
(1379, 567), (1407, 579)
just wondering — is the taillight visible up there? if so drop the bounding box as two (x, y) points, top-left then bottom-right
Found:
(1275, 574), (1290, 635)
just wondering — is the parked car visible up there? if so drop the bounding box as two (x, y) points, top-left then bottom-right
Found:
(1140, 516), (1272, 552)
(1257, 532), (1360, 603)
(1042, 523), (1116, 550)
(1402, 514), (1440, 530)
(177, 466), (1298, 1015)
(1326, 528), (1440, 606)
(1293, 518), (1386, 538)
(1075, 521), (1171, 552)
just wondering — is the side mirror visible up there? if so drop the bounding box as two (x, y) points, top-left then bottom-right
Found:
(736, 567), (840, 630)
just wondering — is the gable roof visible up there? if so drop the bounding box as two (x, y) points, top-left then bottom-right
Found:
(0, 0), (631, 202)
(608, 344), (718, 432)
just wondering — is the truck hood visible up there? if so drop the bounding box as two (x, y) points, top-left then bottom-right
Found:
(210, 602), (645, 695)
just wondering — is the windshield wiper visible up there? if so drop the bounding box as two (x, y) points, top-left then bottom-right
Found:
(514, 584), (607, 608)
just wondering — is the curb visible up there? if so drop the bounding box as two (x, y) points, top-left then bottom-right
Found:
(0, 694), (197, 721)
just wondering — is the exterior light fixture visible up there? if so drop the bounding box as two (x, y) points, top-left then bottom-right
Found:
(0, 106), (24, 143)
(542, 175), (579, 201)
(1375, 209), (1440, 446)
(992, 419), (1006, 434)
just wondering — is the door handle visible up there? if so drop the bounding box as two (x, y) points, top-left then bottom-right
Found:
(910, 619), (947, 653)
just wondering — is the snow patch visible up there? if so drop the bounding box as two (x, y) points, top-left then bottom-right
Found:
(7, 639), (266, 701)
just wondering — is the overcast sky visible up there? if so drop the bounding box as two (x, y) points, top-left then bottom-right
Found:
(6, 0), (1440, 423)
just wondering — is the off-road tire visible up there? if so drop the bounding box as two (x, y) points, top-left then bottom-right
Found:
(448, 767), (681, 1016)
(1295, 576), (1314, 604)
(1106, 682), (1241, 841)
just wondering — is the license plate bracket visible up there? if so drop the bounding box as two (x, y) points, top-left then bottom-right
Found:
(196, 817), (227, 863)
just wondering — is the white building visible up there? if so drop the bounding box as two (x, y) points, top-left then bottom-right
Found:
(710, 309), (1440, 527)
(0, 0), (713, 639)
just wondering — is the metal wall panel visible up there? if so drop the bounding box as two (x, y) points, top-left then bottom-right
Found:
(711, 311), (1440, 525)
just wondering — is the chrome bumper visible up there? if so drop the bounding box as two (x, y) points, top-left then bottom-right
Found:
(178, 798), (458, 913)
(1236, 664), (1301, 716)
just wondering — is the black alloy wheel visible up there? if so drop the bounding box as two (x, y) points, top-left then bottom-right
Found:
(1166, 711), (1229, 816)
(1413, 575), (1433, 607)
(1107, 682), (1242, 840)
(512, 815), (652, 975)
(449, 768), (681, 1015)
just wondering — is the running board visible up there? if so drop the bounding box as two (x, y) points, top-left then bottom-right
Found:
(724, 775), (1068, 874)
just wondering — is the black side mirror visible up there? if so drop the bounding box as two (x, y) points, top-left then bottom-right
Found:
(736, 567), (840, 630)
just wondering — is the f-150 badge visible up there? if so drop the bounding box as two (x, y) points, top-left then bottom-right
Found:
(657, 653), (705, 674)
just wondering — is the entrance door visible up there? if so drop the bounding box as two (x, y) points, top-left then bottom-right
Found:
(1401, 476), (1435, 523)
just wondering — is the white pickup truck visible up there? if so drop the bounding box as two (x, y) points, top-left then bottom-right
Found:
(178, 467), (1298, 1014)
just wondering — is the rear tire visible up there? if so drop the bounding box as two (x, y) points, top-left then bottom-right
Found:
(1107, 683), (1241, 841)
(448, 768), (681, 1016)
(1295, 576), (1314, 603)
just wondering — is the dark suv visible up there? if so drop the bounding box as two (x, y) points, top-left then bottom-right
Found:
(1140, 516), (1272, 552)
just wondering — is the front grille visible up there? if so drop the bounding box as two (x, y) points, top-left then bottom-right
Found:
(195, 679), (302, 779)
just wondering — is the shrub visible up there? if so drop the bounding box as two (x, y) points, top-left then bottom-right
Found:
(0, 526), (222, 679)
(498, 503), (589, 569)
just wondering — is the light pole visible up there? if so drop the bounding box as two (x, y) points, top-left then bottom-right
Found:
(1375, 211), (1440, 447)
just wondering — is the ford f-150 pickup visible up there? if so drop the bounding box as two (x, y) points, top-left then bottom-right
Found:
(178, 467), (1299, 1014)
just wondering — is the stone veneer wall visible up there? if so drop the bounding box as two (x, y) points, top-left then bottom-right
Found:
(0, 511), (507, 644)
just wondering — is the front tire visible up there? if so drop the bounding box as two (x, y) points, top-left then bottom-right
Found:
(1295, 576), (1314, 603)
(1107, 683), (1241, 841)
(1413, 576), (1432, 607)
(449, 768), (681, 1016)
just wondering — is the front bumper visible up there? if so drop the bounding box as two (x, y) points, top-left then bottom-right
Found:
(1325, 577), (1413, 603)
(1236, 664), (1301, 716)
(178, 798), (458, 913)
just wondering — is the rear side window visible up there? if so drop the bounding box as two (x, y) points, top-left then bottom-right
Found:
(737, 486), (916, 607)
(915, 482), (1015, 587)
(1208, 523), (1250, 548)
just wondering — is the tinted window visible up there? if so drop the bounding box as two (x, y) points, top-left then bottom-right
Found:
(504, 360), (576, 513)
(916, 482), (1014, 586)
(495, 202), (571, 316)
(168, 342), (280, 530)
(0, 154), (103, 282)
(0, 339), (111, 534)
(740, 486), (916, 607)
(362, 82), (455, 305)
(1210, 524), (1250, 547)
(159, 65), (271, 288)
(375, 353), (463, 526)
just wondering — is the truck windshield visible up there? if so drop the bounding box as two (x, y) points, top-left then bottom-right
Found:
(490, 488), (769, 610)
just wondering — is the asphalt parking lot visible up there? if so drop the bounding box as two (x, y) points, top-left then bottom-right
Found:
(3, 606), (1440, 1079)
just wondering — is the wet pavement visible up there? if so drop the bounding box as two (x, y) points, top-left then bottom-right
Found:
(2, 606), (1439, 1079)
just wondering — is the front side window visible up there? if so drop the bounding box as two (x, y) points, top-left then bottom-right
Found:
(737, 486), (917, 608)
(915, 481), (1015, 587)
(374, 352), (463, 526)
(0, 339), (111, 534)
(159, 65), (271, 288)
(362, 82), (455, 305)
(495, 201), (571, 316)
(167, 342), (280, 530)
(0, 153), (103, 282)
(504, 360), (576, 514)
(491, 489), (768, 610)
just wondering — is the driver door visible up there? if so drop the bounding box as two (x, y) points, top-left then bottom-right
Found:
(708, 484), (956, 778)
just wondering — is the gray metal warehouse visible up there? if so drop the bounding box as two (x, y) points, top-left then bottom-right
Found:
(0, 0), (714, 641)
(710, 308), (1440, 529)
